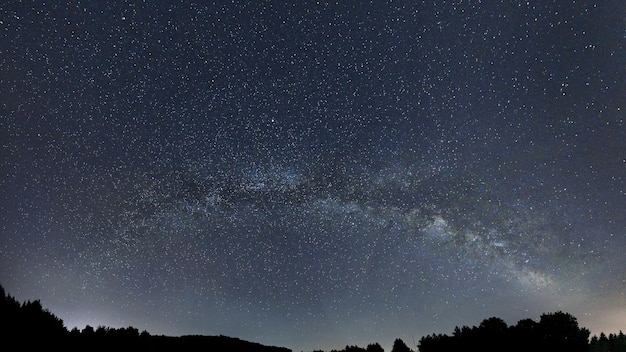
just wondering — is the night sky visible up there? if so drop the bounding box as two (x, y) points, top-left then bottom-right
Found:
(1, 1), (625, 351)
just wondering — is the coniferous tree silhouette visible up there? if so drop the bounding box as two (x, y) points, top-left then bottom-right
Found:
(391, 338), (412, 352)
(589, 331), (626, 352)
(0, 286), (68, 349)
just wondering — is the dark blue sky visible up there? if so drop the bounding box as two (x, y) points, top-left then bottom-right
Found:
(1, 1), (624, 351)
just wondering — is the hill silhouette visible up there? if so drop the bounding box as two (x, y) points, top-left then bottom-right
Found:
(1, 284), (625, 352)
(0, 284), (291, 352)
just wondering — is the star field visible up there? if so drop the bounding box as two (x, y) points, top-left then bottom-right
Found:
(1, 1), (625, 351)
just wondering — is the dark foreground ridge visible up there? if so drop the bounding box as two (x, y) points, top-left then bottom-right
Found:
(0, 284), (291, 352)
(1, 284), (625, 352)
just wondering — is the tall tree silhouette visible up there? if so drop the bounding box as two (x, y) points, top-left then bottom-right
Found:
(477, 317), (509, 352)
(537, 311), (589, 352)
(0, 285), (68, 348)
(510, 318), (540, 352)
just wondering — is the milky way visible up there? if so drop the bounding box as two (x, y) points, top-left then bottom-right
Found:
(1, 1), (624, 351)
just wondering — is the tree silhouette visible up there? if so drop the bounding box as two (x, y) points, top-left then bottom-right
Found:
(537, 311), (589, 352)
(0, 286), (68, 348)
(366, 342), (385, 352)
(510, 318), (540, 352)
(391, 338), (412, 352)
(589, 331), (626, 352)
(477, 317), (509, 352)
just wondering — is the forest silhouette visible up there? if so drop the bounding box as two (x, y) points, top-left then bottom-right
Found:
(1, 284), (624, 352)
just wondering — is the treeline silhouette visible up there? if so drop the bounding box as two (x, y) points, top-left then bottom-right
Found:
(590, 332), (626, 352)
(0, 284), (291, 351)
(312, 338), (411, 352)
(313, 315), (625, 352)
(2, 284), (624, 352)
(415, 313), (626, 352)
(418, 313), (591, 352)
